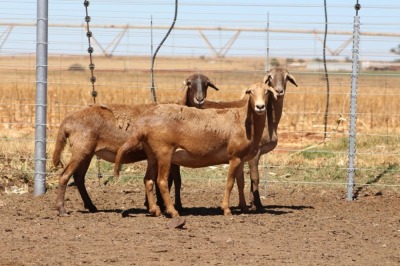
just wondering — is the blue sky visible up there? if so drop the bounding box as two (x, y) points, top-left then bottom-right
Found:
(1, 0), (400, 61)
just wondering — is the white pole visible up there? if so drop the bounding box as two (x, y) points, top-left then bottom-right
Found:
(347, 2), (361, 201)
(34, 0), (48, 196)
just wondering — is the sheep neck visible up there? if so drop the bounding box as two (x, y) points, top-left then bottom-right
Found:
(265, 94), (284, 142)
(245, 97), (267, 145)
(269, 94), (284, 127)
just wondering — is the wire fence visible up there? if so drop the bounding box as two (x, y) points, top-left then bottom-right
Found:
(1, 1), (400, 196)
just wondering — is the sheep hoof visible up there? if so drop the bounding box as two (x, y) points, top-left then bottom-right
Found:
(150, 207), (162, 217)
(121, 210), (129, 218)
(255, 205), (266, 213)
(240, 206), (249, 213)
(174, 203), (183, 212)
(249, 201), (265, 212)
(223, 208), (232, 216)
(58, 212), (69, 217)
(170, 210), (180, 218)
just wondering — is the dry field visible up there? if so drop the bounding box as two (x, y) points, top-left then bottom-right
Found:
(1, 55), (399, 187)
(0, 55), (399, 265)
(1, 180), (399, 265)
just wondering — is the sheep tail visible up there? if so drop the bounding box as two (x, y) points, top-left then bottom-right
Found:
(52, 123), (68, 168)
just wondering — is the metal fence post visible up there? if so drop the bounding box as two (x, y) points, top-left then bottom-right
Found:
(347, 2), (361, 201)
(34, 0), (48, 196)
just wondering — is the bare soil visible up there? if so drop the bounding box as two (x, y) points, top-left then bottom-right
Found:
(0, 179), (399, 266)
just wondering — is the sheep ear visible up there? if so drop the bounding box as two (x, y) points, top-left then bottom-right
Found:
(267, 86), (278, 100)
(240, 88), (250, 99)
(207, 81), (219, 91)
(263, 73), (272, 84)
(287, 73), (298, 87)
(180, 79), (188, 91)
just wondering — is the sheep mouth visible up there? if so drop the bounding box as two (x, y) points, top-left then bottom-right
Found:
(255, 107), (266, 114)
(194, 98), (205, 105)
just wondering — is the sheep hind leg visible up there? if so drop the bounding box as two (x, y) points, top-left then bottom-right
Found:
(144, 159), (161, 217)
(56, 163), (74, 216)
(155, 164), (182, 212)
(56, 158), (96, 216)
(157, 157), (179, 218)
(170, 164), (183, 211)
(73, 159), (97, 213)
(248, 155), (264, 212)
(113, 138), (140, 180)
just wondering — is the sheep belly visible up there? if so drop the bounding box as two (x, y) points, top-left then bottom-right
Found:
(94, 150), (117, 163)
(171, 148), (229, 168)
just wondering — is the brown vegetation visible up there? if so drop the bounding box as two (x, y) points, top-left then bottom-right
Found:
(0, 55), (399, 192)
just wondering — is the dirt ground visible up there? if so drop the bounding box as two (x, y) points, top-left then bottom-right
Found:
(0, 178), (399, 266)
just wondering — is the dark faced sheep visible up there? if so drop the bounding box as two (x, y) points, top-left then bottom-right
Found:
(53, 74), (218, 216)
(248, 67), (298, 210)
(157, 68), (298, 212)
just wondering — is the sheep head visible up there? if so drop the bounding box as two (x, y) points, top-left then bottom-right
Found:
(263, 67), (298, 97)
(245, 82), (276, 115)
(182, 74), (219, 108)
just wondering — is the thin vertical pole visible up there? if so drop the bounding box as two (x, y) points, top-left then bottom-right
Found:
(323, 0), (330, 140)
(265, 12), (270, 71)
(34, 0), (48, 196)
(347, 2), (361, 201)
(150, 16), (154, 102)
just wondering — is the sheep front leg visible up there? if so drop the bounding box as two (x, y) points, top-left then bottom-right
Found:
(221, 158), (243, 215)
(235, 165), (248, 213)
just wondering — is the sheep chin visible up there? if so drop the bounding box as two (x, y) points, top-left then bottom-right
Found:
(194, 98), (205, 105)
(255, 108), (266, 115)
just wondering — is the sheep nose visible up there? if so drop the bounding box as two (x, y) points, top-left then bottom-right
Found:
(275, 87), (284, 96)
(256, 104), (265, 111)
(194, 97), (205, 105)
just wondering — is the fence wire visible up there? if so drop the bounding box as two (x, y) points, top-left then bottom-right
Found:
(0, 1), (400, 196)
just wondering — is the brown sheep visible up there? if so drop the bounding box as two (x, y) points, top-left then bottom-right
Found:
(158, 68), (298, 212)
(53, 74), (219, 216)
(113, 82), (276, 217)
(247, 68), (298, 210)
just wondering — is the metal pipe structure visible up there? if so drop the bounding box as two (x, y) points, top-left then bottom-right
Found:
(347, 2), (361, 201)
(1, 22), (398, 38)
(1, 22), (398, 57)
(34, 0), (48, 196)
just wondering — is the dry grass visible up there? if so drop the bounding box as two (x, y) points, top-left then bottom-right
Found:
(0, 55), (399, 190)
